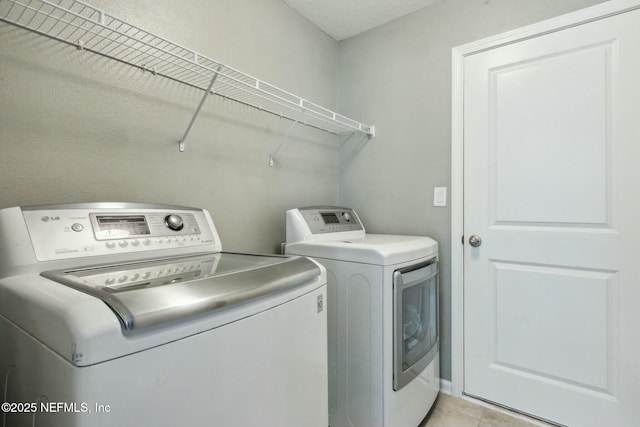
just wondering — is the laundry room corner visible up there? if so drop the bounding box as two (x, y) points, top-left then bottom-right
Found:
(4, 0), (636, 425)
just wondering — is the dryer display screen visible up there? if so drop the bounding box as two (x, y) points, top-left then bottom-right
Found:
(321, 213), (340, 224)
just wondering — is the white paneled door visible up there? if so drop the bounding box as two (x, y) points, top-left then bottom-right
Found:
(462, 7), (640, 427)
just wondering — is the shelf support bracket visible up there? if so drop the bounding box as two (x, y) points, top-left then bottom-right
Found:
(269, 109), (306, 167)
(179, 64), (223, 152)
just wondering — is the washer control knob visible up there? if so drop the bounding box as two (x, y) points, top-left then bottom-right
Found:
(342, 212), (352, 222)
(164, 214), (184, 231)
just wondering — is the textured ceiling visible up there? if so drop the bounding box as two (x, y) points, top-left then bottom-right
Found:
(282, 0), (442, 41)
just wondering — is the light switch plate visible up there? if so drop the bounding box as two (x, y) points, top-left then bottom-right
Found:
(433, 187), (447, 207)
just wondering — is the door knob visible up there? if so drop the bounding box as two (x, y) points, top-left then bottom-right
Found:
(469, 235), (482, 247)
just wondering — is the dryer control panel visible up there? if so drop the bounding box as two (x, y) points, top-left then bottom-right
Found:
(286, 206), (365, 243)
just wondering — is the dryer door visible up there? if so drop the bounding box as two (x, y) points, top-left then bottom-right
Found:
(393, 259), (439, 391)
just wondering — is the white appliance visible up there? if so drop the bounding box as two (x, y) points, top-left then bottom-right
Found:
(0, 203), (328, 427)
(285, 206), (439, 427)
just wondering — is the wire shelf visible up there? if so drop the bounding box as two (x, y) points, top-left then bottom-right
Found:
(0, 0), (375, 139)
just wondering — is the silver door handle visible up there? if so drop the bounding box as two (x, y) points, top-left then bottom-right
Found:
(469, 235), (482, 247)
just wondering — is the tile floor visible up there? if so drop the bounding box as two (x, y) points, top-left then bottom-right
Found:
(419, 394), (551, 427)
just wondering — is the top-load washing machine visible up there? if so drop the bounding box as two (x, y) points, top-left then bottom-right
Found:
(0, 203), (328, 427)
(285, 206), (440, 427)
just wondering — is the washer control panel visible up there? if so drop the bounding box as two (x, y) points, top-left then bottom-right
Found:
(20, 204), (219, 262)
(89, 212), (199, 240)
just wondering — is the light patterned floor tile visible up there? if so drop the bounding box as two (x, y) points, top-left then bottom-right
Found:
(419, 393), (550, 427)
(478, 409), (540, 427)
(433, 393), (486, 420)
(421, 407), (480, 427)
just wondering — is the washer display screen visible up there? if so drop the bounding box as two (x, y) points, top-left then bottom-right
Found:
(95, 215), (151, 236)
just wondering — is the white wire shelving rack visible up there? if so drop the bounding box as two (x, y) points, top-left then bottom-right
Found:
(0, 0), (375, 165)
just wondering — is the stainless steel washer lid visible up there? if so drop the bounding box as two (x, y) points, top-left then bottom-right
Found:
(41, 252), (321, 331)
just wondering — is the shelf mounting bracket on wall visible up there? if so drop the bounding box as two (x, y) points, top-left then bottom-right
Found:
(179, 64), (222, 152)
(269, 109), (306, 167)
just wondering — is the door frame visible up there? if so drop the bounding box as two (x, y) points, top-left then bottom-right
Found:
(450, 0), (640, 398)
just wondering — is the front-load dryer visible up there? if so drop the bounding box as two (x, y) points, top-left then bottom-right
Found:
(285, 206), (440, 427)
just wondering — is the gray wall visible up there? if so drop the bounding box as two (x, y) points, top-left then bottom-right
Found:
(0, 0), (339, 254)
(337, 0), (606, 382)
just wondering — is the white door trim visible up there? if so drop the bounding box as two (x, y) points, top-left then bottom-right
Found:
(450, 0), (640, 398)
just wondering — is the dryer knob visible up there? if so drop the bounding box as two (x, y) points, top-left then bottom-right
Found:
(165, 214), (184, 231)
(342, 212), (352, 222)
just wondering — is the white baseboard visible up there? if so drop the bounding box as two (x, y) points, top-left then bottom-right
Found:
(439, 379), (452, 395)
